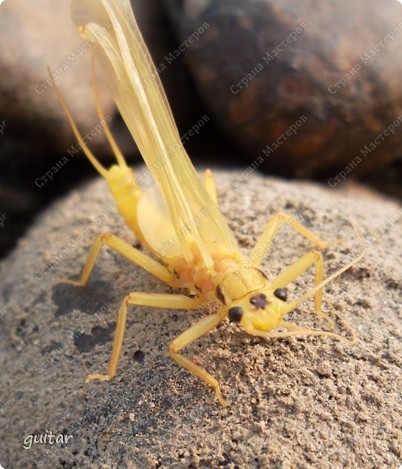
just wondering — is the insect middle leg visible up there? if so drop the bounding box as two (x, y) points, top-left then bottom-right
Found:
(86, 293), (204, 382)
(249, 212), (331, 267)
(58, 232), (173, 287)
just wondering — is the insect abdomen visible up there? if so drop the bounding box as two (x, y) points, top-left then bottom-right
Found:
(106, 165), (144, 239)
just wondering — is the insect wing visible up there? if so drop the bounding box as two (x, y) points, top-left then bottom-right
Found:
(71, 0), (239, 266)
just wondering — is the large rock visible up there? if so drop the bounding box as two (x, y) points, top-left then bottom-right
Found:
(162, 0), (402, 177)
(0, 168), (401, 467)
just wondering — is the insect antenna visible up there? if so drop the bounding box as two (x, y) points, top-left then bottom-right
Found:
(90, 53), (128, 170)
(47, 66), (109, 178)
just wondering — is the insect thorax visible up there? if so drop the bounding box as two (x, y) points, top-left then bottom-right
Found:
(216, 266), (269, 306)
(171, 254), (243, 301)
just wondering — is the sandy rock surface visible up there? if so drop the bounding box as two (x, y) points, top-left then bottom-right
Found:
(0, 168), (401, 468)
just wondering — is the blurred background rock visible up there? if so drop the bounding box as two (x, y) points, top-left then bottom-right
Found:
(0, 0), (401, 258)
(162, 0), (402, 177)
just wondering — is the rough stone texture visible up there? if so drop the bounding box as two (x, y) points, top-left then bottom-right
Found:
(0, 168), (401, 468)
(162, 0), (402, 177)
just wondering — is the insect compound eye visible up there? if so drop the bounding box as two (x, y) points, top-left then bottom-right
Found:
(228, 306), (243, 323)
(274, 288), (287, 301)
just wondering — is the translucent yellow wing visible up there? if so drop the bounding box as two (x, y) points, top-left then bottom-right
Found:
(71, 0), (239, 266)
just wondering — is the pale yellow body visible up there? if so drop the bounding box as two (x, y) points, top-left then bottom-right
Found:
(50, 0), (363, 405)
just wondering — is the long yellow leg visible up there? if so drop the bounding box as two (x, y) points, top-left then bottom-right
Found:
(86, 292), (203, 382)
(169, 310), (227, 406)
(284, 247), (364, 320)
(58, 232), (173, 287)
(260, 248), (361, 342)
(267, 222), (364, 341)
(268, 249), (363, 343)
(204, 169), (218, 205)
(49, 57), (128, 176)
(270, 249), (333, 326)
(250, 212), (329, 266)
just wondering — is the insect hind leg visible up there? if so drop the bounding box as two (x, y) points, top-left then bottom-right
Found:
(57, 232), (173, 287)
(90, 54), (129, 170)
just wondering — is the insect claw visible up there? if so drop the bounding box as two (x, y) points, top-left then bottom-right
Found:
(215, 388), (229, 407)
(55, 277), (84, 287)
(85, 373), (113, 383)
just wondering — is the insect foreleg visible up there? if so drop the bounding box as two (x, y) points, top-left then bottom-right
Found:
(86, 292), (203, 383)
(270, 249), (334, 327)
(169, 311), (227, 406)
(257, 251), (359, 344)
(57, 232), (173, 287)
(249, 212), (329, 266)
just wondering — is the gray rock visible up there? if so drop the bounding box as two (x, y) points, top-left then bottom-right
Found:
(0, 168), (401, 468)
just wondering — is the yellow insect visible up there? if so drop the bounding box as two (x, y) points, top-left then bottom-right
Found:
(51, 0), (362, 406)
